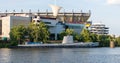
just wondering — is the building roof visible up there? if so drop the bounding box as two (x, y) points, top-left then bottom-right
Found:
(92, 23), (105, 25)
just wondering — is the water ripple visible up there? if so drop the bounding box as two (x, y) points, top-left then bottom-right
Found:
(0, 48), (120, 63)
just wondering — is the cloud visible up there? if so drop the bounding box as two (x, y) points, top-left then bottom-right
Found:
(107, 0), (120, 5)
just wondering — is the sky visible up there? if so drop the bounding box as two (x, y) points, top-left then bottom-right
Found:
(0, 0), (120, 36)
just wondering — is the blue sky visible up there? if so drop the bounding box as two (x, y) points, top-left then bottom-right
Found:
(0, 0), (120, 35)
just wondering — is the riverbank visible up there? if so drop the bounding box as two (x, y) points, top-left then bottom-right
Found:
(10, 42), (99, 48)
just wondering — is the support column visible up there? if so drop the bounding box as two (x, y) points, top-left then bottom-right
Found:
(110, 41), (115, 48)
(55, 33), (57, 40)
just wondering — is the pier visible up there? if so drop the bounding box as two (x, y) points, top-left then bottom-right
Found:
(10, 42), (99, 48)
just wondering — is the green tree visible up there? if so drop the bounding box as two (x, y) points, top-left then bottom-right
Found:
(59, 31), (67, 40)
(115, 36), (120, 46)
(98, 35), (111, 47)
(59, 28), (75, 40)
(10, 22), (50, 44)
(28, 22), (50, 43)
(90, 33), (98, 42)
(80, 29), (91, 42)
(74, 33), (84, 42)
(10, 25), (27, 45)
(66, 28), (74, 35)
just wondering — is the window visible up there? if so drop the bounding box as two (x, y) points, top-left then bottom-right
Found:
(37, 20), (40, 22)
(44, 22), (51, 24)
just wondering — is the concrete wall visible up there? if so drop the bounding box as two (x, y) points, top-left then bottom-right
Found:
(2, 16), (10, 38)
(62, 36), (73, 44)
(10, 16), (31, 27)
(1, 16), (31, 38)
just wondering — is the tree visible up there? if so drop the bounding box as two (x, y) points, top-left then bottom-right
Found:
(74, 33), (83, 42)
(98, 35), (111, 47)
(10, 22), (50, 44)
(66, 28), (74, 35)
(59, 28), (75, 40)
(80, 29), (91, 42)
(115, 36), (120, 46)
(90, 33), (98, 42)
(59, 31), (67, 40)
(28, 22), (50, 43)
(10, 25), (27, 45)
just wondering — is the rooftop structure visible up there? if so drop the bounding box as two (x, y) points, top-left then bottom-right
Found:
(49, 4), (62, 17)
(0, 9), (91, 24)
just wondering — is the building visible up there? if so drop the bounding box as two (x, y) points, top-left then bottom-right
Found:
(0, 7), (90, 39)
(0, 15), (89, 40)
(0, 16), (31, 38)
(90, 23), (109, 35)
(33, 16), (65, 40)
(32, 16), (86, 40)
(0, 10), (90, 24)
(65, 23), (84, 34)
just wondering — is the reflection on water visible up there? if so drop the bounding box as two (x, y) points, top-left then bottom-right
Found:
(0, 48), (120, 63)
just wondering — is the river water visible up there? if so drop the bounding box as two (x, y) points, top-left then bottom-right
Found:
(0, 48), (120, 63)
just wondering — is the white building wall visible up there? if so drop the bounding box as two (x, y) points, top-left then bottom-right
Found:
(2, 16), (10, 38)
(10, 16), (31, 27)
(1, 16), (31, 38)
(55, 25), (65, 33)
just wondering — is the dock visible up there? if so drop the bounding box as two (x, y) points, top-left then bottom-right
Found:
(10, 42), (99, 48)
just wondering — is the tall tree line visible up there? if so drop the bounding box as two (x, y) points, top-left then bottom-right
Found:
(10, 22), (50, 45)
(59, 28), (112, 47)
